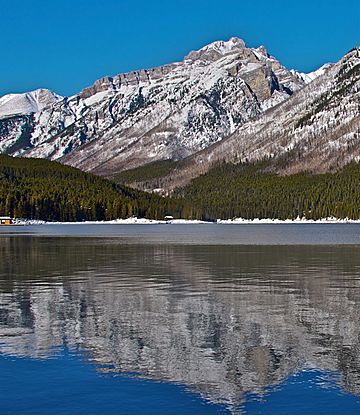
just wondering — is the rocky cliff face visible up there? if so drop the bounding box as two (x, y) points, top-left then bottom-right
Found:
(147, 46), (360, 192)
(0, 38), (304, 174)
(0, 88), (62, 119)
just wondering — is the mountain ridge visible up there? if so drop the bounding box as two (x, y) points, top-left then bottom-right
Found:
(127, 45), (359, 193)
(0, 37), (319, 173)
(0, 38), (356, 190)
(0, 88), (62, 119)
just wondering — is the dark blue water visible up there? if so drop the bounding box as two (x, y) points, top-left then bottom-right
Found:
(2, 352), (360, 415)
(242, 370), (360, 415)
(1, 225), (360, 414)
(0, 350), (228, 415)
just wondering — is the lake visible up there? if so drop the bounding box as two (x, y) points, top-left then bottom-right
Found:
(1, 224), (360, 414)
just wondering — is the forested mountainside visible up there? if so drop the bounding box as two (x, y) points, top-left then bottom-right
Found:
(174, 161), (360, 221)
(112, 159), (360, 221)
(2, 155), (360, 222)
(0, 38), (305, 174)
(0, 155), (186, 221)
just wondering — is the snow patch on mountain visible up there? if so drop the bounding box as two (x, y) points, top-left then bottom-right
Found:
(0, 89), (62, 119)
(292, 63), (333, 84)
(189, 37), (246, 57)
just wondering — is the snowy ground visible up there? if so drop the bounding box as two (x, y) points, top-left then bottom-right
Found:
(216, 217), (360, 224)
(12, 217), (360, 225)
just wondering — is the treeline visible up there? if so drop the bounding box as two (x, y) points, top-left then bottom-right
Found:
(175, 161), (360, 221)
(0, 155), (186, 221)
(3, 155), (360, 222)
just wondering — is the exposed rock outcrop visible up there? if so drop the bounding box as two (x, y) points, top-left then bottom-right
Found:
(0, 38), (304, 174)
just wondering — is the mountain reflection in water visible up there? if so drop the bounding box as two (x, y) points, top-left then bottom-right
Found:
(1, 236), (360, 412)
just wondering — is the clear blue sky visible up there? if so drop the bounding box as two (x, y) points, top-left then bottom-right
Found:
(2, 0), (359, 96)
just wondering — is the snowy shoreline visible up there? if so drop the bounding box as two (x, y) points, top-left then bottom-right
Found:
(13, 217), (360, 226)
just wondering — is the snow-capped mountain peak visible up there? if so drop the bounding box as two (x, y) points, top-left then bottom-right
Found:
(0, 37), (331, 175)
(185, 37), (247, 62)
(252, 45), (270, 59)
(197, 37), (246, 54)
(154, 46), (360, 193)
(291, 63), (333, 84)
(0, 88), (62, 119)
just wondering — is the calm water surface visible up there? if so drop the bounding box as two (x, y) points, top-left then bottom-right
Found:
(1, 224), (360, 414)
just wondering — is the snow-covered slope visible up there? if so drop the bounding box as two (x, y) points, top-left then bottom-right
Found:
(0, 38), (304, 173)
(292, 63), (333, 84)
(0, 89), (62, 119)
(148, 46), (360, 192)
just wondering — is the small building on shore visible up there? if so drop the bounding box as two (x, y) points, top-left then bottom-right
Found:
(164, 215), (174, 223)
(0, 216), (13, 225)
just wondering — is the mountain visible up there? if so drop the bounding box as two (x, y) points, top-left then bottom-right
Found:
(0, 38), (306, 173)
(0, 89), (62, 118)
(1, 39), (357, 195)
(137, 45), (359, 193)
